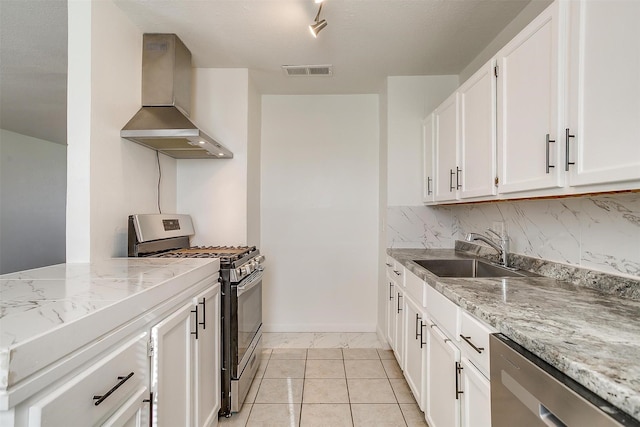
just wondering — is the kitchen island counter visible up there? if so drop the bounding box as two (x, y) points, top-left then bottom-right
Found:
(0, 257), (219, 404)
(388, 247), (640, 422)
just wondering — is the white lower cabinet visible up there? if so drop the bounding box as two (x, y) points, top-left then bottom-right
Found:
(151, 283), (221, 427)
(403, 294), (427, 410)
(27, 332), (150, 427)
(193, 286), (221, 427)
(393, 286), (405, 367)
(426, 324), (461, 427)
(388, 260), (494, 427)
(151, 302), (195, 426)
(460, 357), (491, 427)
(4, 275), (221, 427)
(386, 277), (396, 347)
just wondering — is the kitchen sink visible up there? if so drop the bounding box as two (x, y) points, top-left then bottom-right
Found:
(412, 259), (530, 278)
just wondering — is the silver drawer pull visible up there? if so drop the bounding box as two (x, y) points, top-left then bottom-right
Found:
(93, 372), (134, 406)
(460, 334), (484, 354)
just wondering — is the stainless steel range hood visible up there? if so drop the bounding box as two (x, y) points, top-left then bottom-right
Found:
(121, 34), (233, 159)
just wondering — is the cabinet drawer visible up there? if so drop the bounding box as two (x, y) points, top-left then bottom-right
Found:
(386, 257), (404, 284)
(28, 332), (148, 427)
(385, 256), (399, 280)
(405, 269), (426, 307)
(426, 286), (459, 339)
(460, 311), (496, 378)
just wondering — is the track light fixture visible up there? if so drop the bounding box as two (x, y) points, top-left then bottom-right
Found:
(309, 0), (327, 38)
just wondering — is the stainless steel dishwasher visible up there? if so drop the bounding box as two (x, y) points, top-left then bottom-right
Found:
(490, 333), (639, 427)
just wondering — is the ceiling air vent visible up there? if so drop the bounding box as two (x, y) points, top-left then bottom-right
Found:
(282, 65), (333, 77)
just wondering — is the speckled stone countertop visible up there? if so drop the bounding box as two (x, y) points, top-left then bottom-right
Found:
(388, 247), (640, 422)
(0, 258), (219, 391)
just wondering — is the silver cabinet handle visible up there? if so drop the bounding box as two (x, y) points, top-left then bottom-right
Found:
(389, 282), (394, 300)
(545, 134), (556, 173)
(456, 167), (462, 190)
(460, 334), (484, 354)
(565, 128), (576, 171)
(397, 293), (403, 313)
(449, 169), (455, 191)
(427, 177), (432, 195)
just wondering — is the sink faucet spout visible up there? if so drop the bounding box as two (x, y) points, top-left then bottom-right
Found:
(465, 230), (510, 267)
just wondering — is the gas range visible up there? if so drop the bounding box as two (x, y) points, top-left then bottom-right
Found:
(127, 214), (264, 282)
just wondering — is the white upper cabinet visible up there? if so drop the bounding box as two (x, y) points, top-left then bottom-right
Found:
(422, 114), (435, 203)
(565, 0), (640, 188)
(434, 92), (460, 203)
(496, 0), (564, 194)
(458, 60), (498, 199)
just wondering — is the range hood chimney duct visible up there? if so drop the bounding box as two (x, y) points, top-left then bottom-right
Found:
(121, 34), (233, 159)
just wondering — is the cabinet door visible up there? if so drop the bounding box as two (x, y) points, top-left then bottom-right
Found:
(403, 295), (427, 410)
(422, 114), (435, 203)
(151, 303), (195, 427)
(460, 357), (491, 427)
(426, 325), (460, 427)
(459, 60), (497, 199)
(497, 1), (564, 194)
(434, 92), (460, 202)
(193, 285), (221, 427)
(393, 287), (405, 368)
(386, 278), (396, 347)
(566, 0), (640, 187)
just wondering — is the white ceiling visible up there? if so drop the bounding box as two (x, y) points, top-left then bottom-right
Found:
(115, 0), (531, 94)
(0, 0), (533, 146)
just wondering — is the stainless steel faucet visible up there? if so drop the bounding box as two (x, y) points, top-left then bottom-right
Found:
(465, 229), (510, 267)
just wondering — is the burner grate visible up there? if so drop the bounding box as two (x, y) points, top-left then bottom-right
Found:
(151, 245), (257, 263)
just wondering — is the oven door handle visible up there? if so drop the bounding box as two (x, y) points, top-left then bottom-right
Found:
(237, 269), (264, 297)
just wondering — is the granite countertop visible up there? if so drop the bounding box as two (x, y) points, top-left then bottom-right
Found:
(0, 258), (219, 391)
(388, 247), (640, 422)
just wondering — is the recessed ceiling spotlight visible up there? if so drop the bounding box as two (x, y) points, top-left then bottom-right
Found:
(309, 1), (327, 38)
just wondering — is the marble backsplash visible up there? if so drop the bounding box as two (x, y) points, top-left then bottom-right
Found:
(387, 192), (640, 279)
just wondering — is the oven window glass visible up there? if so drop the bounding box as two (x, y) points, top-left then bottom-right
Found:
(237, 276), (262, 364)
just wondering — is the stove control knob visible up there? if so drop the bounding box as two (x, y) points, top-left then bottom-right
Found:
(243, 265), (252, 275)
(236, 267), (243, 277)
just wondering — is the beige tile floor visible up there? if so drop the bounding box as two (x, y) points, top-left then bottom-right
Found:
(219, 348), (429, 427)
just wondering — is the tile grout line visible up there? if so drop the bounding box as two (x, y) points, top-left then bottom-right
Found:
(342, 348), (356, 427)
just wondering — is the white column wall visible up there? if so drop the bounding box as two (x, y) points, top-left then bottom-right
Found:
(261, 95), (379, 332)
(67, 0), (177, 262)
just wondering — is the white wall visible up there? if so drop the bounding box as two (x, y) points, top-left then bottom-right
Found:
(387, 192), (640, 280)
(67, 0), (177, 262)
(387, 76), (459, 206)
(261, 95), (379, 332)
(247, 73), (262, 247)
(0, 130), (66, 273)
(177, 69), (249, 245)
(377, 82), (389, 340)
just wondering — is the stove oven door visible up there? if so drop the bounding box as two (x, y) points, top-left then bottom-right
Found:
(232, 269), (263, 378)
